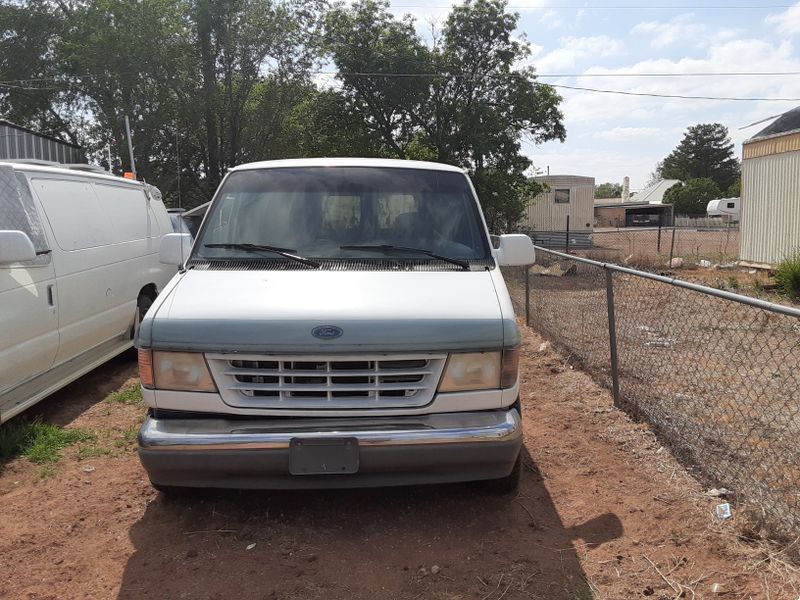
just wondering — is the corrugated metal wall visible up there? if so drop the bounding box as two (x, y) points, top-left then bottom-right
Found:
(0, 123), (83, 164)
(741, 150), (800, 265)
(525, 175), (595, 232)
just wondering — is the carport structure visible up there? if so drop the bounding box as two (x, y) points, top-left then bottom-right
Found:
(594, 201), (674, 228)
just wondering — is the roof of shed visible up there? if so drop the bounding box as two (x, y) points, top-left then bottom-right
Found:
(749, 106), (800, 141)
(0, 119), (81, 149)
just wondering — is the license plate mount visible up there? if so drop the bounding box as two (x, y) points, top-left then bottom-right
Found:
(289, 437), (359, 475)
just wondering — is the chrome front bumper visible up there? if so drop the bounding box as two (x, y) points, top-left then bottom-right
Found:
(138, 409), (522, 489)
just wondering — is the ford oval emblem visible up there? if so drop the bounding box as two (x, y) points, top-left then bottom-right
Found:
(312, 325), (343, 340)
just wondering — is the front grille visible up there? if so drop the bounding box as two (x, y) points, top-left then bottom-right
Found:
(206, 353), (447, 410)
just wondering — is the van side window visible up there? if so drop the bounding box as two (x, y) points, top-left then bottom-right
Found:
(32, 178), (112, 250)
(378, 195), (417, 228)
(323, 196), (360, 230)
(0, 170), (51, 265)
(94, 184), (152, 242)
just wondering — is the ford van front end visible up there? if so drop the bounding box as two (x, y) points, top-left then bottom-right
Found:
(136, 159), (534, 491)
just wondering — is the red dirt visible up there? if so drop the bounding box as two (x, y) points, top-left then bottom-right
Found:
(1, 333), (795, 600)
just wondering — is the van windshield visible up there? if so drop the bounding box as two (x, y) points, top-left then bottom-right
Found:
(193, 167), (492, 266)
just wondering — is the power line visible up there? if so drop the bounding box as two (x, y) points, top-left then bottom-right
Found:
(6, 70), (800, 102)
(6, 70), (800, 86)
(390, 3), (796, 9)
(314, 70), (800, 78)
(549, 83), (800, 102)
(315, 71), (800, 101)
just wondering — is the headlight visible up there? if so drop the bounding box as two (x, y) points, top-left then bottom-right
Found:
(439, 352), (501, 392)
(438, 350), (520, 392)
(141, 350), (217, 392)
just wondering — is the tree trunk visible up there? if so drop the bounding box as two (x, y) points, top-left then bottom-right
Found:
(196, 0), (220, 188)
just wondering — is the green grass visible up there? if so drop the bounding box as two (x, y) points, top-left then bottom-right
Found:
(0, 419), (93, 464)
(104, 385), (143, 405)
(775, 251), (800, 301)
(76, 445), (112, 460)
(114, 425), (140, 449)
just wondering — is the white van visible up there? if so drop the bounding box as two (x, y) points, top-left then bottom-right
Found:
(0, 161), (175, 422)
(137, 158), (535, 492)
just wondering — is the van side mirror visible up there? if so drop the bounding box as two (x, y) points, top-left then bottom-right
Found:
(159, 233), (193, 266)
(0, 230), (37, 265)
(495, 234), (535, 266)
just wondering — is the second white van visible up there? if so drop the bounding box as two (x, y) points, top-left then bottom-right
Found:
(0, 161), (176, 422)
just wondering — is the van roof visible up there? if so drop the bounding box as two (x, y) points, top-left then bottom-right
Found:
(0, 160), (143, 187)
(229, 158), (466, 174)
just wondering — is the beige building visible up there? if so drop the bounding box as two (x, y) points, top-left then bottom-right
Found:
(741, 107), (800, 267)
(524, 175), (594, 247)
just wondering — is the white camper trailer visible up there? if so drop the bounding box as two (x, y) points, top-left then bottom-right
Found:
(706, 198), (740, 221)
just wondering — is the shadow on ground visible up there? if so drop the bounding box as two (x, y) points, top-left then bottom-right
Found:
(118, 448), (622, 600)
(23, 349), (138, 426)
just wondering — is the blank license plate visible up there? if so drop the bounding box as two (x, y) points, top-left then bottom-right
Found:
(289, 438), (359, 475)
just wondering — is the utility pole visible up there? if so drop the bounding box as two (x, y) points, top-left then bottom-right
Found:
(124, 115), (137, 179)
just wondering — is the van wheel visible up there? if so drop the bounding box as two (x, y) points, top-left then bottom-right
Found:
(131, 294), (154, 340)
(479, 453), (521, 494)
(137, 293), (154, 321)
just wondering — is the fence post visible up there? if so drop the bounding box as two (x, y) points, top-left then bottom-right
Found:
(605, 269), (622, 409)
(668, 227), (676, 266)
(524, 266), (530, 327)
(657, 223), (662, 253)
(565, 215), (570, 254)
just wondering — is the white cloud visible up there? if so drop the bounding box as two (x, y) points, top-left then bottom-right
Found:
(538, 9), (563, 30)
(632, 13), (704, 48)
(536, 36), (624, 72)
(766, 2), (800, 36)
(593, 127), (663, 141)
(526, 33), (800, 185)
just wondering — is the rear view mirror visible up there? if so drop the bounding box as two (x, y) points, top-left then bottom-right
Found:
(495, 234), (535, 266)
(159, 233), (193, 266)
(0, 230), (37, 265)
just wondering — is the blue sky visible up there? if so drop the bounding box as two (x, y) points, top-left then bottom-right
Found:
(383, 0), (800, 191)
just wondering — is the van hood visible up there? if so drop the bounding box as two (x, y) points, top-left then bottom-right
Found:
(140, 269), (517, 353)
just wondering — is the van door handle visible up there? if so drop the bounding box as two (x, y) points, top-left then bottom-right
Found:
(47, 284), (55, 307)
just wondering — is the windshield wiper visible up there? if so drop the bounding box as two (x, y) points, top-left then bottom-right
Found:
(204, 243), (320, 268)
(340, 244), (470, 270)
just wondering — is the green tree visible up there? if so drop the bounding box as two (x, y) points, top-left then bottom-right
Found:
(595, 182), (622, 199)
(1, 0), (325, 207)
(659, 123), (740, 191)
(662, 178), (722, 216)
(726, 178), (741, 198)
(325, 0), (565, 232)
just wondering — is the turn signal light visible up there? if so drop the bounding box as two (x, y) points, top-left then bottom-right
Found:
(138, 348), (154, 389)
(500, 347), (520, 389)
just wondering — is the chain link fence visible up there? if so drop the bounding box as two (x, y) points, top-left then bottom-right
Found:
(505, 246), (800, 542)
(590, 226), (740, 267)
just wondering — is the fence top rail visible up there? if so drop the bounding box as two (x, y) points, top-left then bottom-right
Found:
(532, 245), (800, 319)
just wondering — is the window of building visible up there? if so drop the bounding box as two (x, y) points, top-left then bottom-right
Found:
(727, 202), (736, 209)
(554, 188), (570, 204)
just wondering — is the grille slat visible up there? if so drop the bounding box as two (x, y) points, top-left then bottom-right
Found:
(223, 369), (434, 377)
(206, 353), (447, 410)
(227, 382), (429, 392)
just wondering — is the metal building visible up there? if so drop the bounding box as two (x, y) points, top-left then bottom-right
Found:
(524, 174), (594, 248)
(740, 107), (800, 267)
(0, 120), (83, 164)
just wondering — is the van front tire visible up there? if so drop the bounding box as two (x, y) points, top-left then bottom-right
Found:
(479, 453), (521, 494)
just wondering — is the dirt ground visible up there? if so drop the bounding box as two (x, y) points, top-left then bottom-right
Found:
(1, 327), (797, 600)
